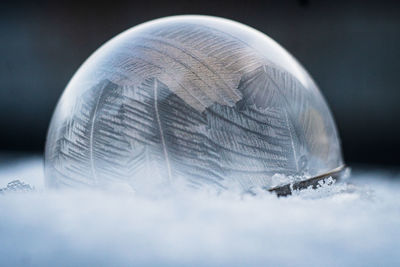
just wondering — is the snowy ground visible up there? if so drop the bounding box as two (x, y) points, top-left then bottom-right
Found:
(0, 155), (399, 266)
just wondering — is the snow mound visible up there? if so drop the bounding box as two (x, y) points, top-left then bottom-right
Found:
(0, 180), (34, 194)
(0, 157), (399, 266)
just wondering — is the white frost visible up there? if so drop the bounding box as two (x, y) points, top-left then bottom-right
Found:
(0, 157), (399, 266)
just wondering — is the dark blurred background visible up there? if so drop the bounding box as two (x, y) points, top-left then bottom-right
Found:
(0, 0), (399, 166)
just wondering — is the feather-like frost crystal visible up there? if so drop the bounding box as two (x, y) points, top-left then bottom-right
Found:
(45, 15), (343, 191)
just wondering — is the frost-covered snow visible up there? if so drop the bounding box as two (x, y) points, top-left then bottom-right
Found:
(0, 156), (399, 266)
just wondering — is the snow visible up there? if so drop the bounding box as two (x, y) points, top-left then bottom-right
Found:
(0, 156), (399, 266)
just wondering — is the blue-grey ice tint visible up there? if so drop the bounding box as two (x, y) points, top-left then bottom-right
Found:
(44, 15), (343, 191)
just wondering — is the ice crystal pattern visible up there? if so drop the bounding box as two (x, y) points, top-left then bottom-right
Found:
(45, 15), (343, 191)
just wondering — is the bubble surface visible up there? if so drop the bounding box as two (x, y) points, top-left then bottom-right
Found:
(45, 15), (343, 191)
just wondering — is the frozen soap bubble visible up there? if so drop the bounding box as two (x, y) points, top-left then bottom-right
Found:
(45, 15), (344, 193)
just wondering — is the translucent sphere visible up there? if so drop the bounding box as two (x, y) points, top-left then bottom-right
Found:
(45, 15), (343, 191)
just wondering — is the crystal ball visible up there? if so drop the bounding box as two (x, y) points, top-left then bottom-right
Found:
(45, 15), (343, 191)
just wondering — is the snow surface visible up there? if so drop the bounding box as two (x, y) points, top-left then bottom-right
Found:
(0, 156), (400, 266)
